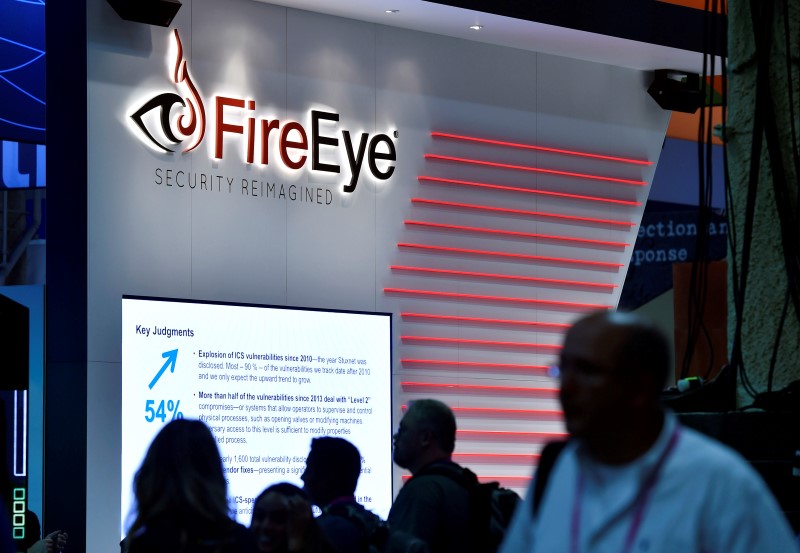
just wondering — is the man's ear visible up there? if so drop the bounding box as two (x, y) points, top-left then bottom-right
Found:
(419, 427), (434, 449)
(629, 371), (660, 410)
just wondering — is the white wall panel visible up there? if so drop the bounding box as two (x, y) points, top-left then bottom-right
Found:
(285, 10), (379, 310)
(189, 0), (291, 305)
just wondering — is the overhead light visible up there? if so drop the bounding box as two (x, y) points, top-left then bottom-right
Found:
(469, 24), (483, 30)
(385, 9), (399, 14)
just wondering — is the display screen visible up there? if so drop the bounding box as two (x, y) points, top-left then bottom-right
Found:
(0, 0), (45, 145)
(120, 296), (393, 533)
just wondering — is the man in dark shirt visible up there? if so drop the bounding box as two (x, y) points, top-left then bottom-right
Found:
(388, 399), (471, 553)
(301, 437), (380, 553)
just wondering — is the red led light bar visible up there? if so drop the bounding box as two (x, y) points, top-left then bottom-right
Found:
(401, 404), (564, 418)
(401, 359), (550, 372)
(401, 404), (563, 417)
(397, 243), (624, 268)
(401, 335), (562, 349)
(452, 406), (564, 418)
(453, 453), (540, 462)
(430, 132), (653, 166)
(400, 312), (571, 329)
(425, 154), (648, 186)
(402, 474), (532, 483)
(411, 198), (635, 227)
(459, 429), (568, 439)
(404, 220), (630, 248)
(385, 288), (611, 309)
(401, 381), (559, 395)
(391, 265), (617, 289)
(418, 176), (641, 206)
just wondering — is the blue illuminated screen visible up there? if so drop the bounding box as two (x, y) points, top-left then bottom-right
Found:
(0, 0), (45, 145)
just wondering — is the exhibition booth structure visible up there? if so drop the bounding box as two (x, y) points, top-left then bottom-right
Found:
(76, 0), (668, 549)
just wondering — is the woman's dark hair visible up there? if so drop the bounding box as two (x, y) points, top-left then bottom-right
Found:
(252, 482), (307, 510)
(250, 482), (333, 553)
(127, 419), (230, 540)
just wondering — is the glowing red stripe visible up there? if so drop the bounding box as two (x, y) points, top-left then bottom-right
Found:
(402, 474), (532, 482)
(401, 381), (559, 395)
(412, 198), (635, 227)
(459, 429), (568, 439)
(385, 288), (611, 309)
(397, 243), (624, 268)
(401, 313), (571, 329)
(452, 406), (564, 417)
(453, 453), (541, 461)
(405, 220), (630, 247)
(401, 404), (564, 417)
(401, 336), (562, 349)
(430, 132), (653, 165)
(425, 154), (648, 186)
(391, 265), (617, 289)
(401, 358), (550, 371)
(418, 176), (641, 206)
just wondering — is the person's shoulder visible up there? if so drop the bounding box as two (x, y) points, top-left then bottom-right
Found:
(392, 466), (468, 514)
(225, 521), (258, 552)
(200, 521), (257, 553)
(411, 461), (471, 485)
(228, 520), (256, 539)
(320, 504), (369, 531)
(676, 426), (753, 469)
(326, 501), (382, 524)
(674, 425), (800, 551)
(319, 504), (376, 553)
(672, 425), (770, 490)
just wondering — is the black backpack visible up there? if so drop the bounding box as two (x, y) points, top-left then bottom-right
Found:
(419, 464), (521, 553)
(531, 440), (568, 518)
(324, 502), (429, 553)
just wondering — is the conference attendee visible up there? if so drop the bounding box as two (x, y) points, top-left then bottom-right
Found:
(27, 530), (68, 553)
(301, 437), (384, 553)
(122, 419), (256, 553)
(24, 511), (67, 553)
(499, 310), (800, 553)
(388, 399), (472, 553)
(250, 482), (333, 553)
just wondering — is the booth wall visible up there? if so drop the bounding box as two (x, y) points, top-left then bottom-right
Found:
(86, 0), (668, 550)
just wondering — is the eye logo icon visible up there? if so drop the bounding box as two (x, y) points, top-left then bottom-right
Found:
(130, 30), (205, 153)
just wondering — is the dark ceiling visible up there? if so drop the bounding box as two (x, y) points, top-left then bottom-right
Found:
(425, 0), (726, 56)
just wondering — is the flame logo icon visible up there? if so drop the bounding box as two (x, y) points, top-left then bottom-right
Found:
(130, 30), (206, 153)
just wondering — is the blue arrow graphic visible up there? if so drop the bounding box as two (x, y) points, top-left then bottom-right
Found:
(148, 349), (178, 389)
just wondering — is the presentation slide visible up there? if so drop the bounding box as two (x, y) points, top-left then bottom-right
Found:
(120, 296), (392, 532)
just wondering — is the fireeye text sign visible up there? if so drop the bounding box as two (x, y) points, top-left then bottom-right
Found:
(214, 104), (395, 194)
(128, 30), (397, 201)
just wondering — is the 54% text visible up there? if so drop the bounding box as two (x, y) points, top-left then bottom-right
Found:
(145, 399), (184, 423)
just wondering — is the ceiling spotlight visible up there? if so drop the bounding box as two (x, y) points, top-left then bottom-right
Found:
(469, 24), (484, 30)
(385, 9), (399, 14)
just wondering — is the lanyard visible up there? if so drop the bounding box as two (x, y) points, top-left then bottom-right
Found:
(570, 427), (680, 553)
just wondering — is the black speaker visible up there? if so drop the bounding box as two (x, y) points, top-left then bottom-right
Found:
(0, 294), (29, 390)
(107, 0), (182, 27)
(647, 69), (704, 114)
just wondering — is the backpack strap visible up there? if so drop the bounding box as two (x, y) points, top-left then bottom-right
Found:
(532, 440), (567, 518)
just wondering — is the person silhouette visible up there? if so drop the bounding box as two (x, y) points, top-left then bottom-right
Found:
(122, 419), (256, 553)
(500, 310), (800, 553)
(251, 482), (337, 553)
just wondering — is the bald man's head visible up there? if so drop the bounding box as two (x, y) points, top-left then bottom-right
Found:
(567, 311), (670, 394)
(558, 311), (670, 443)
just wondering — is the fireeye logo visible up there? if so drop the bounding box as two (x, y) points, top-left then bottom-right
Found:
(130, 30), (205, 153)
(129, 30), (397, 193)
